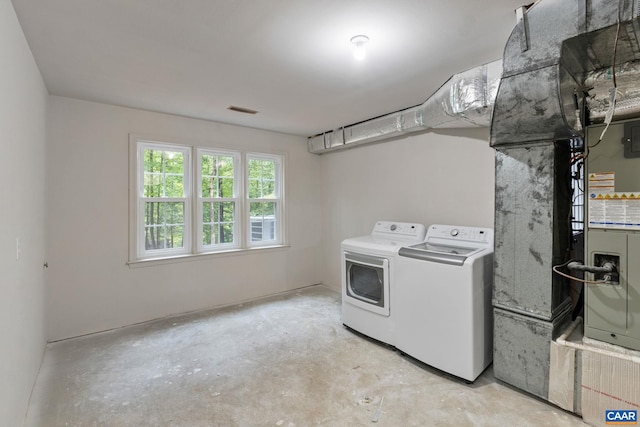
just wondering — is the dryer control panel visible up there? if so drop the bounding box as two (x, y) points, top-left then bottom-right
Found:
(372, 221), (427, 241)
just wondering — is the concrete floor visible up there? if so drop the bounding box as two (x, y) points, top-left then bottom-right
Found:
(25, 285), (588, 426)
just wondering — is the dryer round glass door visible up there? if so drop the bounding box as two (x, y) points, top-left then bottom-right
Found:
(343, 252), (390, 316)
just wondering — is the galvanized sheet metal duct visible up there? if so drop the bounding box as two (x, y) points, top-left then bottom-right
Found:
(490, 0), (640, 404)
(567, 9), (640, 126)
(586, 61), (640, 122)
(308, 60), (503, 154)
(491, 0), (640, 147)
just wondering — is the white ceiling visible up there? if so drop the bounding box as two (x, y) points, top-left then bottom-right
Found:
(11, 0), (522, 136)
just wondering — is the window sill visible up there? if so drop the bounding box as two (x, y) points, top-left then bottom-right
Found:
(127, 244), (290, 268)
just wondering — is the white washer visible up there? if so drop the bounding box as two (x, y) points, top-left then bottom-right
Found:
(341, 221), (427, 346)
(395, 224), (494, 382)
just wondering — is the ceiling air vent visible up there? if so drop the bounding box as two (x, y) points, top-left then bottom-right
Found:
(227, 105), (258, 114)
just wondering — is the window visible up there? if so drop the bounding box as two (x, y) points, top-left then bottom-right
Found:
(137, 142), (191, 259)
(197, 149), (240, 252)
(131, 138), (284, 261)
(247, 154), (283, 247)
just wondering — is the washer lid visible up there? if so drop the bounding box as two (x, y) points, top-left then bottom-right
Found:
(398, 242), (482, 266)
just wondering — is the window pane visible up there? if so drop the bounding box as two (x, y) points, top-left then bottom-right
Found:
(144, 149), (163, 172)
(165, 202), (184, 224)
(164, 152), (184, 173)
(219, 177), (233, 198)
(263, 179), (275, 198)
(248, 158), (276, 199)
(201, 154), (234, 198)
(145, 224), (184, 250)
(202, 201), (235, 246)
(248, 179), (261, 199)
(263, 202), (275, 216)
(220, 202), (234, 222)
(218, 157), (234, 177)
(144, 201), (162, 227)
(144, 173), (163, 197)
(201, 154), (213, 176)
(249, 201), (277, 242)
(165, 174), (184, 197)
(203, 201), (212, 222)
(144, 201), (185, 250)
(143, 148), (184, 198)
(202, 177), (219, 198)
(166, 225), (184, 249)
(248, 159), (261, 179)
(202, 223), (214, 246)
(201, 154), (215, 197)
(221, 222), (234, 243)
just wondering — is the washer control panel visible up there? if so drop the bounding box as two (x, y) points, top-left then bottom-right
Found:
(427, 224), (493, 244)
(372, 221), (427, 241)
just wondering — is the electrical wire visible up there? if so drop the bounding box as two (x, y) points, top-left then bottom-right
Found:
(583, 0), (623, 160)
(557, 2), (625, 287)
(575, 160), (584, 193)
(613, 0), (622, 89)
(566, 139), (584, 244)
(569, 153), (583, 164)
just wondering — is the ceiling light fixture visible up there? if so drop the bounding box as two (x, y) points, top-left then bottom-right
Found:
(350, 35), (369, 61)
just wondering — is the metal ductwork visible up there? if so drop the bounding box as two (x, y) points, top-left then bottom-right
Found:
(307, 60), (503, 154)
(491, 0), (640, 406)
(491, 0), (640, 147)
(586, 62), (640, 122)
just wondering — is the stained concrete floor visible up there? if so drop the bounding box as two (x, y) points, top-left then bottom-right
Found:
(25, 285), (588, 426)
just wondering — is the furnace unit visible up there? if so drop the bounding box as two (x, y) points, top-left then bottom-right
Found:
(584, 119), (640, 351)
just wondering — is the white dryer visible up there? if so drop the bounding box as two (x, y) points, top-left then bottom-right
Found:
(395, 224), (494, 382)
(341, 221), (427, 346)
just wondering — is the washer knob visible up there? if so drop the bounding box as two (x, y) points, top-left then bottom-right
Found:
(450, 229), (459, 236)
(390, 224), (397, 231)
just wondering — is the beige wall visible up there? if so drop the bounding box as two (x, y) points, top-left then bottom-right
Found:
(0, 1), (48, 424)
(45, 96), (323, 341)
(45, 98), (496, 339)
(319, 128), (496, 290)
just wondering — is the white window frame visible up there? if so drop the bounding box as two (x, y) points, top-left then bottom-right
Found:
(246, 152), (284, 248)
(196, 148), (241, 252)
(129, 136), (286, 263)
(135, 140), (192, 260)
